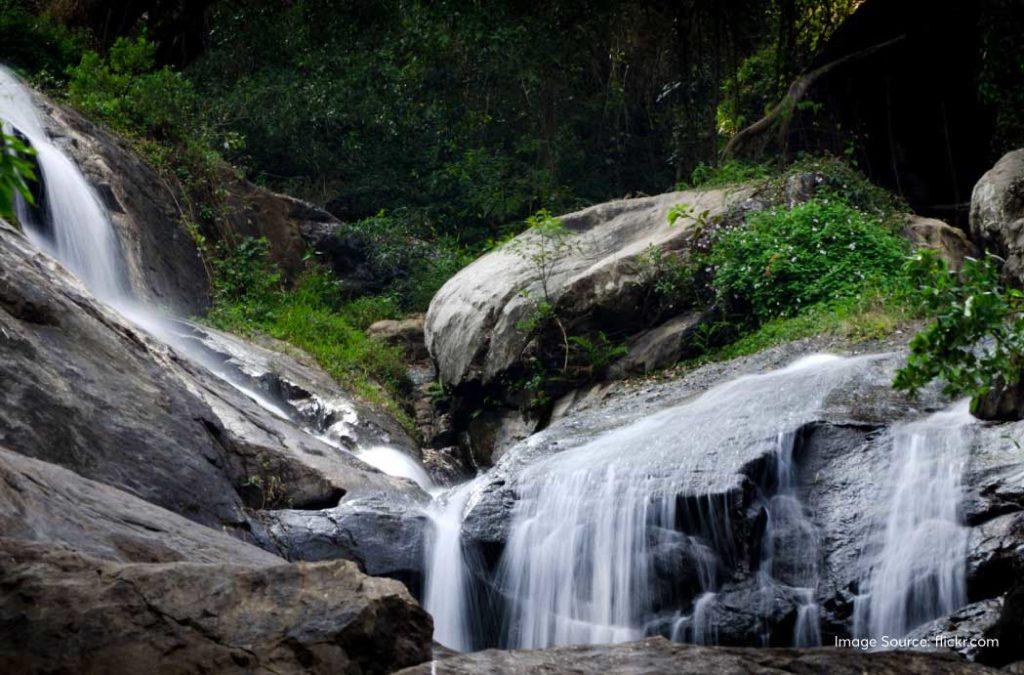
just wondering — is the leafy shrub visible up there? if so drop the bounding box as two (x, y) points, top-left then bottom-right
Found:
(679, 160), (772, 190)
(636, 245), (698, 322)
(342, 294), (402, 331)
(67, 36), (197, 142)
(708, 199), (909, 321)
(207, 237), (281, 324)
(768, 156), (907, 221)
(335, 211), (476, 312)
(0, 133), (36, 222)
(894, 252), (1024, 403)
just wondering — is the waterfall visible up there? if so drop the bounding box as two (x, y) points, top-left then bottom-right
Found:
(0, 65), (428, 489)
(857, 401), (974, 639)
(756, 431), (822, 647)
(424, 477), (487, 650)
(453, 354), (866, 650)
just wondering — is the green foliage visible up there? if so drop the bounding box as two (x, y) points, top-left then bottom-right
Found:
(979, 0), (1024, 153)
(67, 36), (198, 143)
(567, 332), (628, 376)
(708, 199), (909, 321)
(679, 287), (918, 372)
(716, 1), (859, 136)
(769, 156), (907, 222)
(509, 210), (576, 302)
(679, 160), (772, 190)
(208, 237), (281, 323)
(0, 133), (36, 223)
(894, 252), (1024, 402)
(636, 245), (698, 322)
(206, 237), (412, 427)
(0, 1), (88, 86)
(336, 210), (477, 312)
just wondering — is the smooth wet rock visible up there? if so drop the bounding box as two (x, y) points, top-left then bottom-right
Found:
(967, 512), (1024, 600)
(971, 149), (1024, 283)
(0, 220), (248, 532)
(0, 539), (433, 675)
(258, 492), (429, 589)
(0, 219), (431, 581)
(395, 635), (996, 674)
(905, 599), (1004, 662)
(31, 92), (209, 313)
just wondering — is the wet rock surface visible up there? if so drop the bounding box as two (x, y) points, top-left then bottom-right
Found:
(257, 492), (429, 590)
(0, 220), (250, 532)
(396, 636), (997, 674)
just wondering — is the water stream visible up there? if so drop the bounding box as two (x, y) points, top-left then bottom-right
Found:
(0, 66), (421, 490)
(855, 401), (974, 639)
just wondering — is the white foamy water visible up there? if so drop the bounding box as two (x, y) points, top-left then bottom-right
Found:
(857, 400), (975, 639)
(425, 354), (877, 650)
(424, 477), (486, 651)
(357, 446), (435, 492)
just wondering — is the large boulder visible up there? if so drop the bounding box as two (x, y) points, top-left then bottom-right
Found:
(905, 215), (978, 272)
(424, 187), (755, 390)
(0, 446), (434, 673)
(396, 636), (995, 674)
(0, 539), (432, 675)
(971, 149), (1024, 281)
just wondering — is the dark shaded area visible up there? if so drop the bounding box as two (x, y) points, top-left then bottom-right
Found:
(783, 0), (998, 225)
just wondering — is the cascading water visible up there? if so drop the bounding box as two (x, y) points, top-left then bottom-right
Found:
(5, 62), (985, 657)
(755, 431), (822, 647)
(1, 67), (128, 302)
(424, 477), (487, 651)
(855, 401), (975, 639)
(0, 66), (426, 489)
(426, 354), (871, 650)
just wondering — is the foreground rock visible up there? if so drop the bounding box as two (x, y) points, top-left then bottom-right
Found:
(0, 539), (432, 675)
(396, 636), (995, 674)
(0, 219), (248, 532)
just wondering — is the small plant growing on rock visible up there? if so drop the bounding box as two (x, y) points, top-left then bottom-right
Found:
(510, 209), (578, 371)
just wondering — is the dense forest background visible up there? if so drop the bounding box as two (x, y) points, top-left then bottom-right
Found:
(0, 0), (866, 233)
